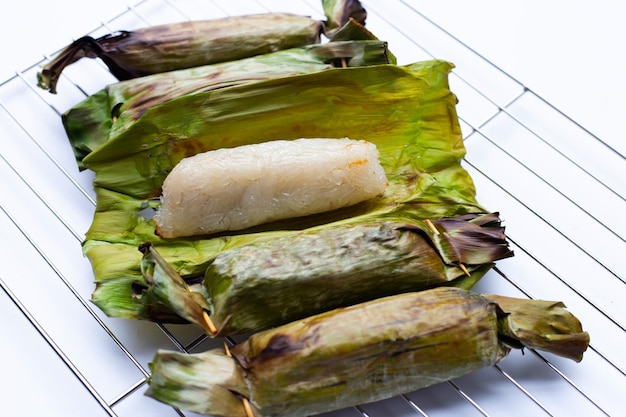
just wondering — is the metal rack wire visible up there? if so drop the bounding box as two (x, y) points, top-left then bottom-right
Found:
(1, 1), (623, 416)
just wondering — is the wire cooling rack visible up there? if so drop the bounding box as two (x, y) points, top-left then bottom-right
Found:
(1, 1), (624, 416)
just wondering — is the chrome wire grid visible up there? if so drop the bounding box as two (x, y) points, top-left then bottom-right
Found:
(1, 1), (624, 416)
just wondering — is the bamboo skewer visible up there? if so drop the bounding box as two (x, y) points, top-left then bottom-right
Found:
(202, 310), (218, 335)
(425, 218), (439, 235)
(242, 398), (254, 417)
(223, 341), (255, 417)
(458, 263), (471, 277)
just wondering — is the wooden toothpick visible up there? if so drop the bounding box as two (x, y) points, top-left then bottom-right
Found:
(202, 310), (218, 335)
(425, 219), (439, 235)
(459, 263), (471, 277)
(242, 397), (254, 417)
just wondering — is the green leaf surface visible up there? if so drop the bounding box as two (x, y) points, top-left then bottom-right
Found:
(77, 60), (488, 321)
(64, 40), (392, 168)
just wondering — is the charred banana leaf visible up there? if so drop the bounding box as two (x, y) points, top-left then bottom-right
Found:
(63, 40), (391, 167)
(37, 13), (323, 94)
(37, 0), (368, 93)
(484, 293), (592, 360)
(323, 0), (367, 35)
(138, 213), (513, 336)
(146, 287), (589, 417)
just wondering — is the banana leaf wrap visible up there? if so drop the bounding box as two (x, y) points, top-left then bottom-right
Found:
(79, 59), (490, 322)
(63, 40), (392, 168)
(138, 213), (513, 336)
(38, 14), (320, 94)
(37, 0), (369, 94)
(145, 287), (589, 417)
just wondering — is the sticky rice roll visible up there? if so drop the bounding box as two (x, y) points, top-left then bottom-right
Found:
(154, 138), (388, 238)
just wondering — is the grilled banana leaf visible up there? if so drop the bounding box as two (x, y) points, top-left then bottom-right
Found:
(81, 60), (488, 322)
(146, 287), (589, 417)
(37, 0), (369, 93)
(138, 213), (513, 336)
(63, 40), (391, 168)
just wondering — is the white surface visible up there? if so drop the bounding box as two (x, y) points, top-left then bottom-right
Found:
(407, 0), (626, 157)
(0, 1), (624, 416)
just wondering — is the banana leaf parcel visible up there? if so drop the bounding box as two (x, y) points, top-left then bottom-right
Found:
(72, 59), (500, 323)
(139, 213), (513, 336)
(37, 0), (368, 93)
(146, 287), (590, 417)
